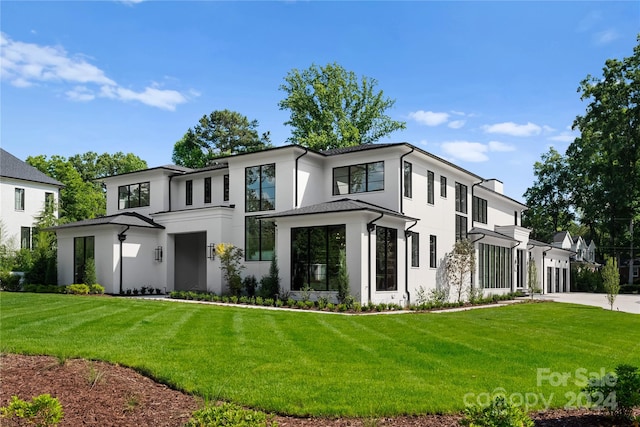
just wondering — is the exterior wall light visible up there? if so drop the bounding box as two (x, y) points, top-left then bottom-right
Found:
(154, 246), (163, 262)
(208, 243), (216, 260)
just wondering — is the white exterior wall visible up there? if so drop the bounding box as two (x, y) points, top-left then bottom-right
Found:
(0, 177), (59, 248)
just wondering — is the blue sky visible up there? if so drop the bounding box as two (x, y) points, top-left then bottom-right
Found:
(1, 1), (638, 202)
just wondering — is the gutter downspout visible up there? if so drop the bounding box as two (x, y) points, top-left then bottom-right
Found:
(399, 147), (415, 215)
(168, 175), (175, 212)
(294, 147), (309, 208)
(404, 220), (418, 306)
(118, 225), (130, 295)
(367, 212), (384, 304)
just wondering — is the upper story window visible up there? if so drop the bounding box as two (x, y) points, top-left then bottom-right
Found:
(410, 231), (419, 267)
(472, 196), (488, 224)
(333, 161), (384, 195)
(403, 161), (412, 198)
(455, 182), (467, 214)
(246, 164), (275, 212)
(440, 176), (447, 198)
(20, 227), (31, 249)
(204, 177), (211, 204)
(223, 174), (229, 202)
(455, 214), (467, 241)
(186, 180), (193, 206)
(15, 188), (25, 211)
(427, 170), (435, 205)
(118, 182), (150, 209)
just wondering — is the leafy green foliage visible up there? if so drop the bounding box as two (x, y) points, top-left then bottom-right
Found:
(215, 243), (245, 296)
(583, 364), (640, 421)
(0, 393), (64, 427)
(258, 255), (280, 299)
(527, 259), (540, 299)
(278, 62), (406, 150)
(65, 284), (90, 295)
(173, 110), (272, 168)
(186, 402), (278, 427)
(336, 249), (350, 304)
(445, 239), (476, 303)
(461, 395), (533, 427)
(242, 275), (258, 297)
(0, 271), (22, 291)
(602, 257), (621, 310)
(89, 284), (105, 294)
(82, 258), (97, 286)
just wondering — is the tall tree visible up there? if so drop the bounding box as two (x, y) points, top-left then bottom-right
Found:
(522, 147), (574, 242)
(278, 62), (406, 151)
(172, 110), (272, 168)
(568, 35), (640, 258)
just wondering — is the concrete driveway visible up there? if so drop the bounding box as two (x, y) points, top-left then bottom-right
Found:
(538, 292), (640, 314)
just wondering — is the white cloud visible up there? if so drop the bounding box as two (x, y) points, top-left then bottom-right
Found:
(483, 121), (542, 137)
(595, 29), (619, 45)
(0, 32), (191, 111)
(448, 120), (466, 129)
(548, 131), (577, 143)
(441, 141), (489, 162)
(488, 141), (515, 152)
(408, 110), (450, 126)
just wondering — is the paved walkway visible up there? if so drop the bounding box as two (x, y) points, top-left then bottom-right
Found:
(537, 292), (640, 314)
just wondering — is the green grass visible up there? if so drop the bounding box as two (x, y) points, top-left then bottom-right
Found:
(1, 293), (638, 417)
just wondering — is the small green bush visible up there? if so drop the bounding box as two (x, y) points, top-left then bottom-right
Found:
(66, 284), (90, 295)
(89, 284), (105, 294)
(461, 395), (533, 427)
(583, 364), (640, 421)
(0, 393), (64, 427)
(243, 275), (258, 297)
(0, 271), (22, 291)
(185, 402), (278, 427)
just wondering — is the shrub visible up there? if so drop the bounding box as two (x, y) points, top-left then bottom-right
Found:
(264, 298), (274, 307)
(335, 248), (350, 303)
(0, 393), (64, 427)
(258, 256), (280, 299)
(0, 271), (22, 291)
(83, 258), (97, 286)
(583, 364), (640, 421)
(602, 256), (620, 310)
(66, 284), (90, 295)
(185, 402), (278, 427)
(243, 275), (258, 297)
(214, 243), (245, 296)
(89, 284), (105, 294)
(461, 395), (534, 427)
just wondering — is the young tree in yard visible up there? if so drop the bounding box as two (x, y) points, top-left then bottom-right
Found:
(336, 249), (350, 304)
(278, 62), (406, 151)
(259, 255), (280, 299)
(172, 110), (272, 168)
(215, 243), (245, 296)
(602, 256), (621, 310)
(527, 259), (541, 299)
(445, 239), (476, 303)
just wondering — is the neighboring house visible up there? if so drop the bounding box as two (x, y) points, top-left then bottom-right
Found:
(529, 240), (574, 293)
(0, 149), (63, 250)
(51, 143), (572, 302)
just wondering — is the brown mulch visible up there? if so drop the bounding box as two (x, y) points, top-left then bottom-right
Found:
(0, 354), (636, 426)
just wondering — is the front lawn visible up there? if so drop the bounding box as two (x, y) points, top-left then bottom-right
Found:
(1, 293), (638, 417)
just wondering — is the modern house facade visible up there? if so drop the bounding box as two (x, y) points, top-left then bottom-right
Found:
(0, 149), (63, 250)
(51, 143), (572, 303)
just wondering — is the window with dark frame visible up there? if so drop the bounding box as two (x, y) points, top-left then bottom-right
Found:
(246, 164), (275, 212)
(440, 176), (447, 198)
(455, 182), (467, 213)
(427, 170), (435, 205)
(15, 188), (25, 211)
(118, 182), (150, 209)
(410, 232), (419, 267)
(478, 243), (512, 289)
(20, 227), (31, 249)
(429, 235), (437, 268)
(185, 180), (193, 206)
(223, 174), (229, 202)
(376, 226), (397, 291)
(204, 177), (211, 204)
(73, 236), (95, 284)
(291, 225), (346, 291)
(472, 196), (488, 224)
(333, 161), (384, 195)
(514, 210), (518, 226)
(455, 214), (467, 241)
(245, 216), (275, 261)
(404, 161), (412, 198)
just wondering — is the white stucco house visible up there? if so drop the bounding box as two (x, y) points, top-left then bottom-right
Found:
(0, 149), (63, 250)
(51, 143), (572, 303)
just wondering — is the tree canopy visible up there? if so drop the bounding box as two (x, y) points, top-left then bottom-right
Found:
(278, 62), (406, 151)
(172, 110), (272, 168)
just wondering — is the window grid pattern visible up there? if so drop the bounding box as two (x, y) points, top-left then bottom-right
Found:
(455, 182), (468, 213)
(455, 214), (467, 241)
(15, 188), (25, 211)
(478, 243), (512, 289)
(246, 164), (275, 212)
(333, 161), (384, 195)
(118, 182), (150, 210)
(245, 217), (275, 261)
(472, 196), (488, 224)
(376, 226), (397, 291)
(291, 225), (346, 291)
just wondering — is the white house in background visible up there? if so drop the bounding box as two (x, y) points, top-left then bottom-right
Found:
(51, 143), (572, 302)
(0, 149), (63, 250)
(553, 231), (598, 264)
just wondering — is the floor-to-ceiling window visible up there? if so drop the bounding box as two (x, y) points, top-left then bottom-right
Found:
(291, 225), (346, 291)
(74, 236), (95, 284)
(376, 226), (397, 291)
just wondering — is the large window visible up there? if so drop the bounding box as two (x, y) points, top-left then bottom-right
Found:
(440, 176), (447, 198)
(204, 177), (211, 204)
(223, 174), (229, 202)
(20, 227), (31, 249)
(245, 217), (275, 261)
(409, 231), (419, 267)
(455, 182), (467, 213)
(429, 235), (437, 268)
(15, 188), (25, 211)
(376, 226), (397, 291)
(118, 182), (150, 209)
(478, 243), (512, 289)
(455, 214), (467, 241)
(185, 180), (193, 206)
(291, 225), (346, 291)
(246, 164), (275, 212)
(403, 161), (412, 198)
(427, 170), (435, 205)
(333, 161), (384, 195)
(74, 236), (95, 284)
(472, 196), (488, 224)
